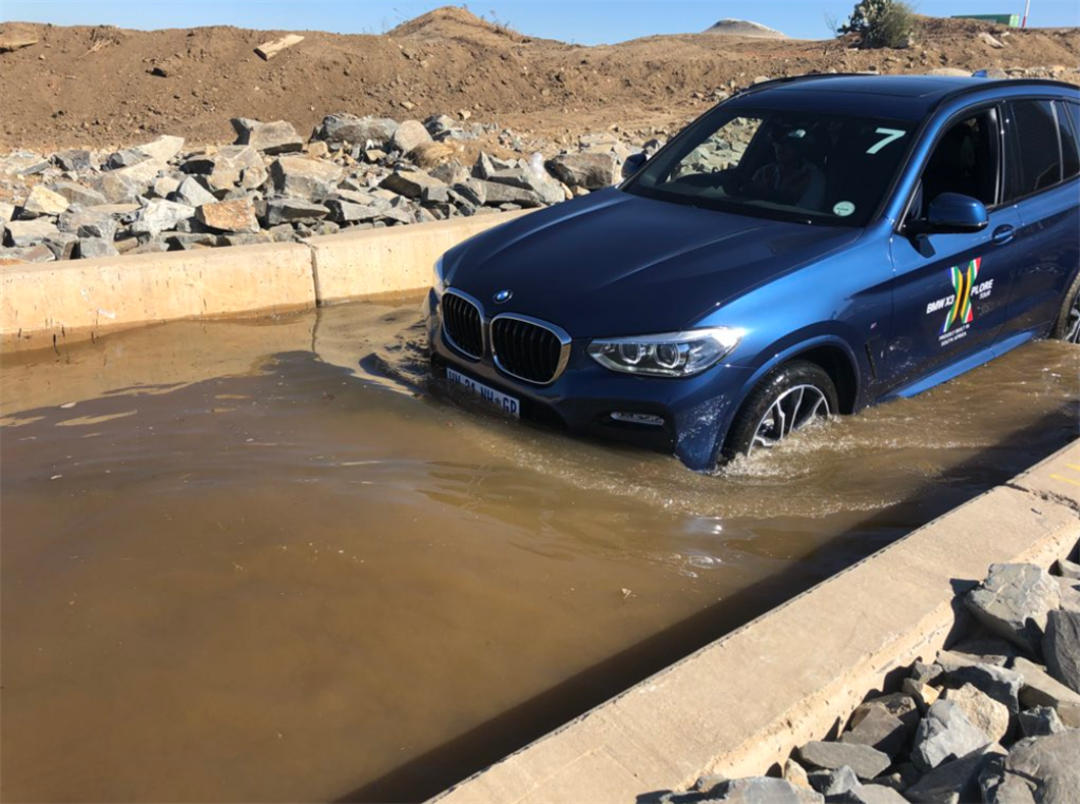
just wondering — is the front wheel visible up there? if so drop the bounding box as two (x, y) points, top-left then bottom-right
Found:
(722, 360), (838, 459)
(1052, 272), (1080, 344)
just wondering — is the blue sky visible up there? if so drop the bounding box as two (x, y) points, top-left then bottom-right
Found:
(3, 1), (1078, 43)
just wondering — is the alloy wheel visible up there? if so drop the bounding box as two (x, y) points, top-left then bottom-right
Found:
(750, 384), (830, 453)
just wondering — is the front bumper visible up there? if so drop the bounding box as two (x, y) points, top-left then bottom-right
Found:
(425, 289), (753, 470)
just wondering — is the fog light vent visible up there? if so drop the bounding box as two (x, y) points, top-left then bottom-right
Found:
(610, 411), (665, 427)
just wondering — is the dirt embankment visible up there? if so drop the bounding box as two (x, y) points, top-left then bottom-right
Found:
(1, 6), (1078, 152)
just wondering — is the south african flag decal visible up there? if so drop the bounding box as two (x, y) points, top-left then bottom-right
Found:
(943, 257), (981, 334)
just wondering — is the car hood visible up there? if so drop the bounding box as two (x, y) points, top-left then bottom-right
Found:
(445, 188), (862, 337)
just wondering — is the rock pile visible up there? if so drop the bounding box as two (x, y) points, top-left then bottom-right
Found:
(647, 550), (1080, 803)
(0, 112), (633, 264)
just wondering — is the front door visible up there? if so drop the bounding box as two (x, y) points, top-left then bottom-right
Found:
(885, 105), (1021, 388)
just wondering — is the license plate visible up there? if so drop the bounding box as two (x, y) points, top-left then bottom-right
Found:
(446, 367), (520, 418)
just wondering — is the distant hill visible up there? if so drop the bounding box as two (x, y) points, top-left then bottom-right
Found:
(704, 19), (788, 38)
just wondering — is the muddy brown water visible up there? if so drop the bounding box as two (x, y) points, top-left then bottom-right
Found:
(2, 299), (1077, 803)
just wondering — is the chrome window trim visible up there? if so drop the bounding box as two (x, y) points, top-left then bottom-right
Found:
(441, 287), (487, 361)
(490, 312), (573, 386)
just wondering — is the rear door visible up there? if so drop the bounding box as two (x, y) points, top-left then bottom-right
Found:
(886, 104), (1020, 386)
(1001, 98), (1080, 335)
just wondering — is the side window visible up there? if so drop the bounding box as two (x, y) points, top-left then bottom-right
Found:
(1005, 100), (1062, 198)
(1057, 100), (1080, 180)
(911, 109), (999, 219)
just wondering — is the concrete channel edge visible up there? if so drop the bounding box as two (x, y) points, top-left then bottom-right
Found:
(0, 210), (530, 353)
(431, 440), (1080, 804)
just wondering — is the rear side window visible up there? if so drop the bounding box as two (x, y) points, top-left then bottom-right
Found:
(1005, 100), (1062, 199)
(1058, 100), (1080, 180)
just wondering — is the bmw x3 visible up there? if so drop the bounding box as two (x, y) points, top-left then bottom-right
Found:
(426, 75), (1080, 470)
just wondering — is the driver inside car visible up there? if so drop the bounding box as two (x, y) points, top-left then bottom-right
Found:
(748, 125), (827, 211)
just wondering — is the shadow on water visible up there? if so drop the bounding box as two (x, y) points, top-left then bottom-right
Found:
(336, 410), (1076, 803)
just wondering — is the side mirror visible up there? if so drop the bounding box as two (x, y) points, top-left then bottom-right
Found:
(621, 152), (648, 180)
(908, 192), (989, 235)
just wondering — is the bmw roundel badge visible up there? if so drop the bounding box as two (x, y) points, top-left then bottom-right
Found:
(494, 289), (513, 304)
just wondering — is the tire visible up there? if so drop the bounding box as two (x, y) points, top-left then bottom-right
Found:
(722, 360), (838, 460)
(1051, 271), (1080, 344)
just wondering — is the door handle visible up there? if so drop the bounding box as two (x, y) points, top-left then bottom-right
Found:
(991, 225), (1015, 245)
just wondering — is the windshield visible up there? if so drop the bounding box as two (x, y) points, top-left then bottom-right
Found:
(623, 106), (915, 227)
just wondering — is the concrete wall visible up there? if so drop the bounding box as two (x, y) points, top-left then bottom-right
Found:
(0, 211), (527, 353)
(432, 440), (1080, 804)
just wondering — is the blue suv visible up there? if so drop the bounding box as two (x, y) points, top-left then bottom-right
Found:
(427, 75), (1080, 470)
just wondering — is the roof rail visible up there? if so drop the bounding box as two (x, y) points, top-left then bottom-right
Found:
(938, 76), (1080, 103)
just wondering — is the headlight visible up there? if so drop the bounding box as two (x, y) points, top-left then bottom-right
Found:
(587, 327), (743, 377)
(432, 255), (446, 291)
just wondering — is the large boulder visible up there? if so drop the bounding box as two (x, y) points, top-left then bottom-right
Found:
(264, 198), (329, 226)
(20, 185), (69, 217)
(944, 661), (1023, 714)
(906, 745), (1004, 803)
(473, 179), (544, 207)
(999, 730), (1080, 802)
(1011, 656), (1080, 723)
(268, 156), (343, 200)
(129, 200), (195, 237)
(1043, 609), (1080, 693)
(315, 113), (398, 147)
(545, 151), (617, 189)
(941, 683), (1010, 745)
(390, 119), (433, 154)
(48, 181), (107, 207)
(94, 160), (164, 203)
(840, 706), (908, 759)
(912, 699), (991, 771)
(964, 563), (1060, 656)
(58, 207), (118, 241)
(795, 741), (890, 780)
(195, 199), (260, 233)
(231, 118), (303, 154)
(4, 217), (60, 247)
(380, 170), (448, 201)
(172, 176), (217, 207)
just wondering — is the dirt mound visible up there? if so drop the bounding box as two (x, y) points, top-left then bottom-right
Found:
(704, 19), (787, 38)
(0, 7), (1077, 152)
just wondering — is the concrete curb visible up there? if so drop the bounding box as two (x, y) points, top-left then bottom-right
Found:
(0, 211), (527, 353)
(431, 440), (1080, 804)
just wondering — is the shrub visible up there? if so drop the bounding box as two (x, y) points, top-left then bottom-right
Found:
(838, 0), (916, 48)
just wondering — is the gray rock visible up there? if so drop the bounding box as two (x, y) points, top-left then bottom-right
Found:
(910, 660), (944, 686)
(172, 176), (217, 207)
(324, 199), (382, 224)
(472, 151), (516, 179)
(129, 200), (195, 237)
(58, 207), (118, 241)
(964, 563), (1060, 656)
(942, 683), (1010, 744)
(231, 118), (303, 154)
(76, 237), (119, 259)
(841, 706), (908, 759)
(105, 147), (149, 170)
(452, 178), (486, 206)
(1055, 576), (1080, 614)
(0, 201), (15, 222)
(1018, 705), (1065, 737)
(712, 777), (823, 803)
(807, 765), (858, 797)
(48, 181), (107, 207)
(264, 199), (329, 225)
(19, 184), (69, 218)
(912, 699), (991, 771)
(151, 176), (182, 199)
(4, 217), (60, 247)
(1003, 731), (1080, 803)
(938, 642), (1015, 670)
(133, 135), (185, 164)
(847, 783), (908, 804)
(545, 151), (617, 189)
(1012, 656), (1080, 720)
(796, 741), (890, 781)
(269, 156), (343, 200)
(1043, 610), (1080, 694)
(316, 113), (398, 147)
(94, 161), (162, 203)
(946, 661), (1023, 713)
(782, 758), (812, 791)
(430, 160), (470, 185)
(1055, 557), (1080, 580)
(424, 113), (460, 140)
(163, 232), (221, 250)
(0, 244), (55, 263)
(901, 678), (941, 712)
(53, 148), (93, 171)
(474, 179), (544, 207)
(42, 232), (78, 259)
(907, 745), (1005, 803)
(391, 119), (433, 153)
(181, 146), (266, 193)
(485, 162), (564, 205)
(380, 170), (448, 200)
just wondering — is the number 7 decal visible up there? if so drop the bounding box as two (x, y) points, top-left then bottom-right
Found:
(867, 128), (906, 154)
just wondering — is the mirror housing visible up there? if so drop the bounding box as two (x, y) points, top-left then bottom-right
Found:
(908, 192), (989, 235)
(621, 152), (648, 180)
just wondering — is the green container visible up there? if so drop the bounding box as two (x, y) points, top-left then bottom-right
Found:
(950, 13), (1021, 27)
